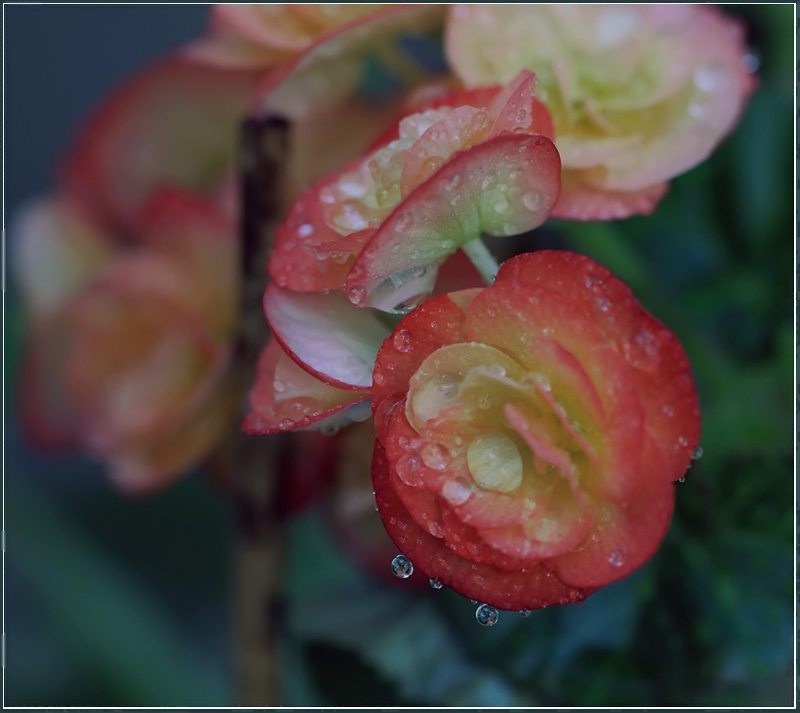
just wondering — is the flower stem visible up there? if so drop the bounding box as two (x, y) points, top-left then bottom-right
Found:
(234, 116), (291, 706)
(462, 238), (500, 285)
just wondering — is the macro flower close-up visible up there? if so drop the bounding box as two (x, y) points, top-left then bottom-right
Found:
(371, 251), (700, 610)
(5, 4), (794, 709)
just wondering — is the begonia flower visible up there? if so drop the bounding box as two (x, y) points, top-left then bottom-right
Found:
(370, 250), (700, 610)
(17, 190), (239, 493)
(446, 4), (755, 220)
(268, 70), (560, 311)
(62, 55), (262, 233)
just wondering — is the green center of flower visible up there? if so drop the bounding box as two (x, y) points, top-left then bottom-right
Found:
(466, 431), (523, 493)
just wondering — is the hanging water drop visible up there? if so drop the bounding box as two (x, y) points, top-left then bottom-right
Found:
(678, 476), (686, 483)
(429, 577), (443, 590)
(475, 603), (499, 627)
(391, 554), (414, 579)
(691, 445), (704, 460)
(519, 609), (532, 618)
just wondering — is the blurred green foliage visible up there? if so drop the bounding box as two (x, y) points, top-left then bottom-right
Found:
(5, 3), (794, 707)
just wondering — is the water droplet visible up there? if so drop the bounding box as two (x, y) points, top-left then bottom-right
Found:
(396, 211), (414, 231)
(475, 603), (499, 627)
(691, 446), (704, 460)
(596, 297), (611, 312)
(467, 432), (523, 493)
(519, 609), (532, 617)
(608, 548), (626, 567)
(532, 372), (551, 391)
(392, 328), (413, 353)
(677, 435), (689, 447)
(662, 404), (675, 417)
(693, 63), (730, 93)
(522, 191), (541, 211)
(396, 452), (424, 487)
(297, 223), (314, 238)
(623, 328), (661, 370)
(688, 101), (705, 118)
(678, 476), (686, 483)
(442, 477), (473, 505)
(429, 577), (443, 590)
(347, 285), (366, 305)
(391, 554), (414, 578)
(741, 53), (759, 73)
(374, 372), (385, 385)
(494, 196), (510, 213)
(421, 442), (450, 470)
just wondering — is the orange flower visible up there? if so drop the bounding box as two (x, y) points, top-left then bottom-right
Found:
(17, 191), (239, 493)
(370, 251), (700, 610)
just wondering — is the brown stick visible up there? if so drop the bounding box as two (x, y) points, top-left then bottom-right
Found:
(233, 116), (290, 707)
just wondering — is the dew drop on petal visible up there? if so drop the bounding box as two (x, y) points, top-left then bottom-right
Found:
(677, 435), (689, 448)
(522, 191), (541, 212)
(608, 548), (626, 567)
(396, 452), (424, 487)
(691, 445), (704, 460)
(467, 432), (523, 493)
(392, 328), (413, 353)
(391, 554), (414, 578)
(494, 196), (510, 213)
(741, 53), (760, 73)
(396, 211), (414, 232)
(442, 477), (473, 505)
(678, 476), (687, 483)
(475, 603), (499, 627)
(347, 285), (366, 305)
(519, 609), (532, 617)
(421, 442), (450, 470)
(429, 577), (443, 590)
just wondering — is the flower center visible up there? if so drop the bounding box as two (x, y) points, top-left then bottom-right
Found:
(466, 431), (523, 493)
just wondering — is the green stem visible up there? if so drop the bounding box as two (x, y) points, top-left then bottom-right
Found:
(462, 238), (500, 286)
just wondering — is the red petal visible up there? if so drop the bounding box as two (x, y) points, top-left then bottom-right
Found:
(373, 441), (595, 610)
(243, 339), (369, 435)
(546, 432), (674, 588)
(496, 251), (700, 478)
(268, 181), (358, 293)
(553, 174), (669, 221)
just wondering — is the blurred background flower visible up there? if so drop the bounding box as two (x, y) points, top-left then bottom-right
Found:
(5, 4), (795, 707)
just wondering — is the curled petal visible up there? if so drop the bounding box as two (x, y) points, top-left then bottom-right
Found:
(243, 339), (369, 435)
(264, 283), (393, 391)
(346, 134), (560, 311)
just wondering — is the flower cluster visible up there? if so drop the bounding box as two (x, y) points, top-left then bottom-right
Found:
(16, 4), (753, 611)
(244, 3), (751, 612)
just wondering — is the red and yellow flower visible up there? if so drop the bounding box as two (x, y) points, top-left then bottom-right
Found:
(370, 250), (700, 609)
